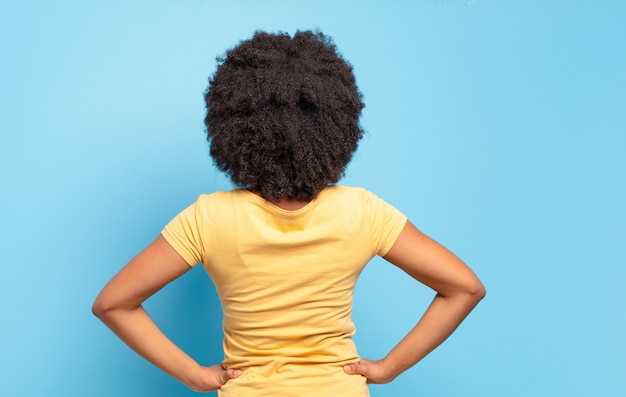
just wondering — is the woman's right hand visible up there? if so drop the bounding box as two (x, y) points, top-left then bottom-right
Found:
(187, 364), (242, 392)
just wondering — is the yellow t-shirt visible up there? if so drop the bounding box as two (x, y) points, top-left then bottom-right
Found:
(161, 185), (407, 397)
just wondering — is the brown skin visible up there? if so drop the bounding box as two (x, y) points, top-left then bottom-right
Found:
(343, 221), (485, 382)
(91, 235), (240, 392)
(93, 202), (485, 390)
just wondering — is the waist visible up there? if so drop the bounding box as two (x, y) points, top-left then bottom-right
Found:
(222, 331), (359, 369)
(218, 362), (369, 397)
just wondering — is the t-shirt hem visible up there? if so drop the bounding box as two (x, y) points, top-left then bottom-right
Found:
(160, 230), (198, 267)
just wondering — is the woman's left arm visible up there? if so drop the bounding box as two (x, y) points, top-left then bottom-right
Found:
(92, 235), (240, 391)
(344, 221), (485, 383)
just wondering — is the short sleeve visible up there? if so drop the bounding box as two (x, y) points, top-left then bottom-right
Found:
(161, 198), (206, 267)
(364, 191), (408, 257)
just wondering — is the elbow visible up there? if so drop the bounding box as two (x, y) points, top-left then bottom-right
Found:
(447, 275), (485, 304)
(466, 278), (486, 303)
(92, 293), (139, 320)
(439, 278), (485, 305)
(91, 297), (107, 319)
(92, 294), (118, 320)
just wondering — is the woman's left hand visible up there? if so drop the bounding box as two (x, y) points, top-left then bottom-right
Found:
(343, 359), (394, 384)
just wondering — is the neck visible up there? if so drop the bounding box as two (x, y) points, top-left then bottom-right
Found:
(248, 190), (311, 211)
(273, 198), (310, 211)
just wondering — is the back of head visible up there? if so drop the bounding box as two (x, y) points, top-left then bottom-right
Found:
(204, 30), (365, 202)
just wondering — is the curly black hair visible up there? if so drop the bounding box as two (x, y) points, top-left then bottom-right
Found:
(204, 30), (365, 202)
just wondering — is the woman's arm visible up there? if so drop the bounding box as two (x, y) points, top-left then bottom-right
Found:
(344, 221), (486, 383)
(92, 235), (241, 391)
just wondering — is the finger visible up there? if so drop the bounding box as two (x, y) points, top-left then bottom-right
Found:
(219, 368), (242, 384)
(343, 362), (366, 376)
(227, 368), (242, 379)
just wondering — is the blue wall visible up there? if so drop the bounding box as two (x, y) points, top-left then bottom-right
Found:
(1, 1), (624, 396)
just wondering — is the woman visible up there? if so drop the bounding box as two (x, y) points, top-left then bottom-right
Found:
(92, 30), (485, 396)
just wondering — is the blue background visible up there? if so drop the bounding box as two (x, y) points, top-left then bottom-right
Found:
(1, 1), (624, 396)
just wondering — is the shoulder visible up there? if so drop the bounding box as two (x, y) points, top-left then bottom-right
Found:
(319, 185), (401, 222)
(174, 190), (248, 223)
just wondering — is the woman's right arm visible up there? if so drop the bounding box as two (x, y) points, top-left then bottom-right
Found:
(344, 221), (485, 382)
(92, 235), (241, 391)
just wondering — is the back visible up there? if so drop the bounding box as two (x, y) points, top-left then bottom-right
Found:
(161, 185), (406, 396)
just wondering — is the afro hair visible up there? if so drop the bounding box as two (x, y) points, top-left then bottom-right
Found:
(204, 30), (365, 202)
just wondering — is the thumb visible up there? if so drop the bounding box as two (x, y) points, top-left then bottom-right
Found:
(219, 368), (242, 384)
(343, 362), (368, 376)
